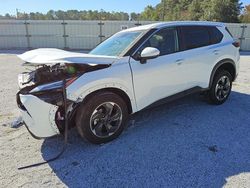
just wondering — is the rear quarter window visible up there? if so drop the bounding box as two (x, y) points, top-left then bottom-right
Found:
(208, 26), (224, 44)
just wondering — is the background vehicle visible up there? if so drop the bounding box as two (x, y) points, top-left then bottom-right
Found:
(17, 21), (240, 144)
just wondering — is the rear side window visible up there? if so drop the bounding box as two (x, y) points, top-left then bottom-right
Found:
(181, 26), (210, 50)
(208, 26), (223, 44)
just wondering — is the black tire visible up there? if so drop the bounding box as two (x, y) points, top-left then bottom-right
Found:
(76, 91), (128, 144)
(208, 70), (233, 105)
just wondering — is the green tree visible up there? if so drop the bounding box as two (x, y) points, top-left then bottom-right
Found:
(240, 5), (250, 23)
(4, 13), (12, 19)
(201, 0), (242, 22)
(140, 0), (242, 22)
(141, 5), (158, 20)
(0, 1), (243, 22)
(46, 10), (56, 20)
(130, 12), (141, 21)
(55, 10), (67, 20)
(188, 0), (203, 20)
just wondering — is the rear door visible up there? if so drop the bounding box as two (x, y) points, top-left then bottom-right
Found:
(177, 25), (224, 88)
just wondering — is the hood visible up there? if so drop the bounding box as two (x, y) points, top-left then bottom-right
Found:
(17, 48), (119, 65)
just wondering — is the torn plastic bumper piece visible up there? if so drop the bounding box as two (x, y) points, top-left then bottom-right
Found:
(19, 94), (60, 138)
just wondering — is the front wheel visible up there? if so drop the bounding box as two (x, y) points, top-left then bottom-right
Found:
(76, 91), (129, 144)
(208, 70), (233, 105)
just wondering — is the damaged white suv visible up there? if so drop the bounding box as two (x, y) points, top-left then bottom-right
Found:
(17, 21), (240, 144)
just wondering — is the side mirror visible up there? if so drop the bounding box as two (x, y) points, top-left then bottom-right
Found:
(140, 47), (160, 64)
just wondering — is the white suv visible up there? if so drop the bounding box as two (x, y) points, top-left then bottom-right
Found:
(17, 21), (240, 144)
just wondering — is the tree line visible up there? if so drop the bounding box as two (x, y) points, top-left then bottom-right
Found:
(1, 0), (250, 23)
(140, 0), (246, 23)
(1, 10), (130, 21)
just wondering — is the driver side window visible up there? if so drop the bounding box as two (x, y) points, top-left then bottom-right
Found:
(140, 27), (179, 56)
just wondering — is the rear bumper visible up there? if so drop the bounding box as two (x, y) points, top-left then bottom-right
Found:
(19, 94), (60, 138)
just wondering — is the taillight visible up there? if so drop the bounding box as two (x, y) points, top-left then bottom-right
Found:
(65, 77), (78, 87)
(233, 41), (240, 48)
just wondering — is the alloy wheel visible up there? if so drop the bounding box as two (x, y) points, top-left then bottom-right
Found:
(215, 75), (231, 101)
(89, 102), (123, 138)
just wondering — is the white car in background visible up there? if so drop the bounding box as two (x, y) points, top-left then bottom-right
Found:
(17, 21), (240, 144)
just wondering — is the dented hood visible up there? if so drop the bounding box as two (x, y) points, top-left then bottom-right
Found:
(17, 48), (119, 65)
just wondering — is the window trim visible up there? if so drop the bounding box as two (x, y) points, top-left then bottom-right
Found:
(177, 26), (186, 51)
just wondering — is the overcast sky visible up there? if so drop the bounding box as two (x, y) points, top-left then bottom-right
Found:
(0, 0), (250, 15)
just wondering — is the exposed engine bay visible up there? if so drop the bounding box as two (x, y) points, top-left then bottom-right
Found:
(18, 63), (110, 89)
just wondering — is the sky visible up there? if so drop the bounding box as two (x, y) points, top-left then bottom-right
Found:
(0, 0), (250, 15)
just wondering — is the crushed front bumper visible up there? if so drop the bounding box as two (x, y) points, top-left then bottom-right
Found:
(18, 94), (60, 138)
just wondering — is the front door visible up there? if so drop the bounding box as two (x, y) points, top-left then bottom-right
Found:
(129, 27), (190, 110)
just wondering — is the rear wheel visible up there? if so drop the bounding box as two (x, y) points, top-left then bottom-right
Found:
(76, 91), (128, 144)
(208, 70), (232, 105)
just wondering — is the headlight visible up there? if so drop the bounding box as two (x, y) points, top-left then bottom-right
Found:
(18, 72), (35, 88)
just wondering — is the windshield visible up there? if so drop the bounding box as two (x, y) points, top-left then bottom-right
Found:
(89, 31), (142, 57)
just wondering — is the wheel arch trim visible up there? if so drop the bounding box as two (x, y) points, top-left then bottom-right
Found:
(209, 58), (236, 88)
(69, 83), (136, 114)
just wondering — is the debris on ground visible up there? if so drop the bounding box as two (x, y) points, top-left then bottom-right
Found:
(208, 145), (218, 153)
(11, 116), (23, 128)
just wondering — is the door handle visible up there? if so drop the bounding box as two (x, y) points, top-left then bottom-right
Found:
(175, 59), (184, 65)
(213, 50), (220, 55)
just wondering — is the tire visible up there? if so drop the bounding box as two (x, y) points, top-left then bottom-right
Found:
(76, 91), (129, 144)
(208, 70), (233, 105)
